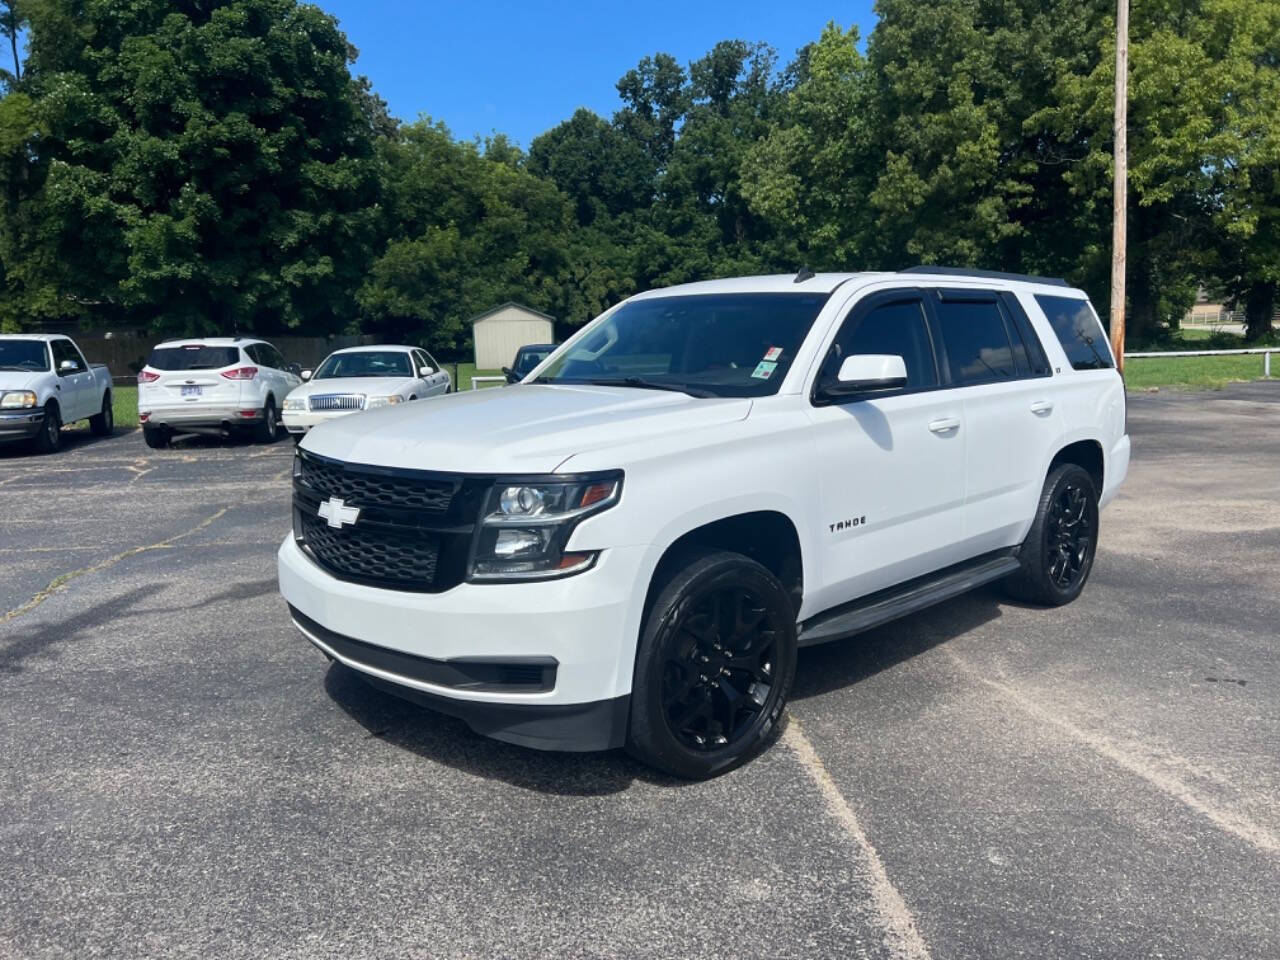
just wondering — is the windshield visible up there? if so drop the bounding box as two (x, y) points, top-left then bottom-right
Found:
(313, 350), (413, 379)
(148, 345), (241, 371)
(0, 339), (50, 372)
(514, 346), (555, 376)
(535, 293), (831, 397)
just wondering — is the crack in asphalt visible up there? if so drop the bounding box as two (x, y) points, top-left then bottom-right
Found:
(0, 507), (230, 626)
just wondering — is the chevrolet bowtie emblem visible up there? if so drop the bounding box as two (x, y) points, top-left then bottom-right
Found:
(318, 497), (360, 530)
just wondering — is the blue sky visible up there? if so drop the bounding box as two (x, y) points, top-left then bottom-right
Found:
(321, 1), (876, 147)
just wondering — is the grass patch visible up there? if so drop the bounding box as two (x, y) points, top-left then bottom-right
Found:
(1124, 353), (1273, 390)
(448, 363), (504, 390)
(111, 384), (139, 427)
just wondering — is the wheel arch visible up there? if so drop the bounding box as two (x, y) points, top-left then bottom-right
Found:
(1048, 438), (1104, 494)
(642, 510), (805, 621)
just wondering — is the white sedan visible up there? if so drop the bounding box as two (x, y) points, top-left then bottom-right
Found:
(281, 345), (451, 439)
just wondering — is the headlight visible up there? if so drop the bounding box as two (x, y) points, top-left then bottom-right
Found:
(282, 396), (306, 412)
(365, 395), (404, 409)
(0, 391), (37, 410)
(469, 473), (622, 581)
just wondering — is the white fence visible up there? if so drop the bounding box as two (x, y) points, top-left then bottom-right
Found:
(470, 375), (506, 390)
(1126, 346), (1275, 377)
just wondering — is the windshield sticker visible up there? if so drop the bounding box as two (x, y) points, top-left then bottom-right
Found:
(763, 346), (783, 362)
(751, 360), (778, 380)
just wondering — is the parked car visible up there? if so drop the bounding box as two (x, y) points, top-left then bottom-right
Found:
(0, 334), (114, 453)
(503, 343), (557, 384)
(279, 267), (1130, 778)
(137, 337), (301, 448)
(281, 345), (451, 440)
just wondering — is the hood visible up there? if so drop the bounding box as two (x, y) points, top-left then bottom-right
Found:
(0, 371), (42, 392)
(300, 383), (752, 474)
(289, 376), (416, 398)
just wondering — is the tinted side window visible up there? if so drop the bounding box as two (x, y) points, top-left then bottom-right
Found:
(934, 299), (1016, 385)
(822, 297), (938, 391)
(243, 344), (261, 364)
(51, 340), (84, 374)
(1003, 293), (1052, 376)
(266, 345), (287, 369)
(1035, 295), (1114, 370)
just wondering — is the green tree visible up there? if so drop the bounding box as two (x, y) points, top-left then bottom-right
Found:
(13, 0), (382, 335)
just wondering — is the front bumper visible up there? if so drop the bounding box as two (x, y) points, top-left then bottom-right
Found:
(0, 409), (45, 442)
(281, 408), (355, 434)
(277, 535), (648, 751)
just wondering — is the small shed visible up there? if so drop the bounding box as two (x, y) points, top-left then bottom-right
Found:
(471, 302), (555, 370)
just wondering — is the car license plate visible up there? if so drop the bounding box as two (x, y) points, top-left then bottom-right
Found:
(181, 385), (202, 398)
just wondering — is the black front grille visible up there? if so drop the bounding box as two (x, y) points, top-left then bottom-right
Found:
(299, 511), (440, 587)
(299, 454), (458, 514)
(294, 451), (485, 592)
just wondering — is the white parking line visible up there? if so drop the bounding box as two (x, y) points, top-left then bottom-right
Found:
(782, 718), (933, 960)
(944, 649), (1280, 856)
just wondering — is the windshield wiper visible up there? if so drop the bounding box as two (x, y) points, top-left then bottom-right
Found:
(0, 364), (34, 371)
(585, 376), (717, 399)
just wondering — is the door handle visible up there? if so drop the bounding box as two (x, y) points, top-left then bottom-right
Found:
(928, 417), (961, 434)
(1030, 400), (1054, 415)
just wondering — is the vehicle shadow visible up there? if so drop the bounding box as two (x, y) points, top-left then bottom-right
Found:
(790, 585), (1008, 701)
(0, 425), (134, 460)
(323, 663), (662, 796)
(323, 585), (1011, 794)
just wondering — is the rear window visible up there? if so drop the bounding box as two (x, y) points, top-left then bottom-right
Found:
(147, 345), (241, 371)
(1035, 295), (1114, 370)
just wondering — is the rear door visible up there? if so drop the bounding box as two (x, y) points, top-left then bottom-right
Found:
(804, 289), (968, 611)
(258, 342), (299, 400)
(150, 344), (244, 408)
(927, 289), (1063, 555)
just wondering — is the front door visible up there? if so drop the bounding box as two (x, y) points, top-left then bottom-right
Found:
(804, 290), (968, 614)
(50, 339), (93, 420)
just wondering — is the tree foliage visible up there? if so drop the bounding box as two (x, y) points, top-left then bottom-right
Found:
(1, 0), (1278, 347)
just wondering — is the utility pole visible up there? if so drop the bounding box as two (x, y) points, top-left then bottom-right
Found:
(1110, 0), (1129, 372)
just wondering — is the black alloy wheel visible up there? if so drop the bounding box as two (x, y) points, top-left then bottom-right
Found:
(1046, 480), (1093, 590)
(1006, 462), (1099, 606)
(628, 551), (797, 779)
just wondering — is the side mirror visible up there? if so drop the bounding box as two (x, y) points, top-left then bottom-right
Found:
(820, 354), (908, 401)
(418, 365), (434, 377)
(502, 366), (519, 384)
(300, 369), (312, 381)
(287, 363), (302, 376)
(58, 359), (77, 373)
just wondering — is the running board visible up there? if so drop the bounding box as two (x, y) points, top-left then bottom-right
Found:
(797, 550), (1022, 648)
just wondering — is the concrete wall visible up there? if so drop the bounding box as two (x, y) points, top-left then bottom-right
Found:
(472, 306), (554, 369)
(76, 335), (377, 383)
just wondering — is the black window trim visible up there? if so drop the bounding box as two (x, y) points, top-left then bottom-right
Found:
(1001, 292), (1053, 378)
(809, 288), (943, 407)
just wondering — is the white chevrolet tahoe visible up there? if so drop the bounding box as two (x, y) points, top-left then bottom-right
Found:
(0, 334), (114, 453)
(137, 337), (301, 448)
(279, 268), (1130, 778)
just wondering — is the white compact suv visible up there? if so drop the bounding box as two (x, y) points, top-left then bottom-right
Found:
(281, 345), (451, 439)
(278, 268), (1130, 778)
(137, 338), (301, 448)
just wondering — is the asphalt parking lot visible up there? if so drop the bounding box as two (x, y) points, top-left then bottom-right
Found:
(2, 386), (1278, 960)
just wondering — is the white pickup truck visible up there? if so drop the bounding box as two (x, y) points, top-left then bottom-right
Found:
(279, 267), (1129, 778)
(0, 334), (114, 453)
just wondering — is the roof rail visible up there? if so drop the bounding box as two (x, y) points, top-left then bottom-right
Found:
(901, 265), (1069, 287)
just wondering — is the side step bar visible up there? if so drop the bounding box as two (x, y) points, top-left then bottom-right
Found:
(797, 550), (1022, 648)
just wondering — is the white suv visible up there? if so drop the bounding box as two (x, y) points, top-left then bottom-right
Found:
(138, 338), (301, 448)
(281, 345), (451, 440)
(278, 268), (1130, 778)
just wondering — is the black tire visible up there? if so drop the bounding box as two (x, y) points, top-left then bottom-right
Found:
(89, 393), (113, 436)
(1005, 463), (1100, 606)
(291, 433), (303, 445)
(33, 402), (61, 453)
(254, 398), (279, 443)
(142, 425), (170, 449)
(627, 550), (797, 779)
